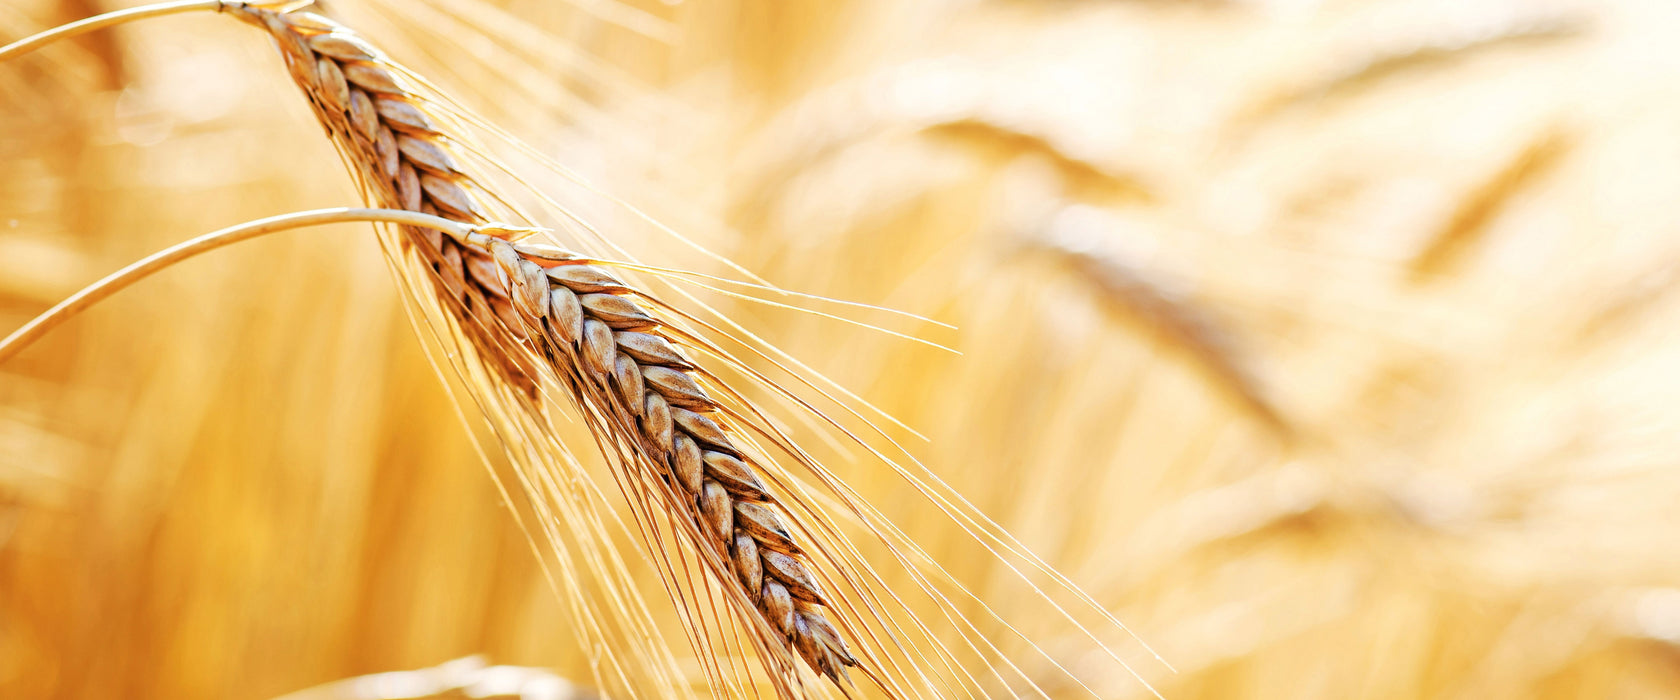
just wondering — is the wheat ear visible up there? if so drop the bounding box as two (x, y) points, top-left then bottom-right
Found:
(224, 3), (862, 688)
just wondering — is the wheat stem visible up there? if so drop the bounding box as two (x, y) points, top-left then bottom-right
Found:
(0, 0), (224, 62)
(0, 207), (505, 365)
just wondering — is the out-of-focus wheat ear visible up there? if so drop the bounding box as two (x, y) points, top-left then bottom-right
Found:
(1029, 218), (1292, 438)
(1409, 127), (1571, 281)
(272, 655), (599, 700)
(1228, 10), (1590, 133)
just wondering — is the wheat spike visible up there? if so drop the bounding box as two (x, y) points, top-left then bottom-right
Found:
(226, 3), (861, 690)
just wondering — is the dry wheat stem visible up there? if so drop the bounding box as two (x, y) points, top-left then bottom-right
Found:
(0, 207), (516, 366)
(219, 3), (867, 691)
(0, 0), (223, 62)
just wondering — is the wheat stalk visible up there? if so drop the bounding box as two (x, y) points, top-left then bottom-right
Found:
(0, 0), (223, 60)
(221, 2), (863, 690)
(0, 208), (522, 364)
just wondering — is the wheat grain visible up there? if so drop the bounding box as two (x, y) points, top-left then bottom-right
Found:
(225, 3), (861, 690)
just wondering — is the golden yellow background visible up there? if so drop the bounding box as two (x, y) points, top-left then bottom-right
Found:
(5, 0), (1680, 697)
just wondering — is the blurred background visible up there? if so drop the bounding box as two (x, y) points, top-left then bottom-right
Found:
(6, 0), (1680, 697)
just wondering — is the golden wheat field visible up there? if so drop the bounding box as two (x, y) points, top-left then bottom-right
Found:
(5, 0), (1680, 698)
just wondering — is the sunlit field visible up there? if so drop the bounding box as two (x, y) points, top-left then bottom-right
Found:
(5, 1), (1680, 698)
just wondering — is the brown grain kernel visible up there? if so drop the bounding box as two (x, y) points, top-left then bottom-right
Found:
(672, 433), (704, 494)
(641, 392), (674, 452)
(735, 502), (799, 553)
(545, 287), (583, 346)
(614, 354), (646, 415)
(579, 293), (655, 329)
(641, 366), (710, 408)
